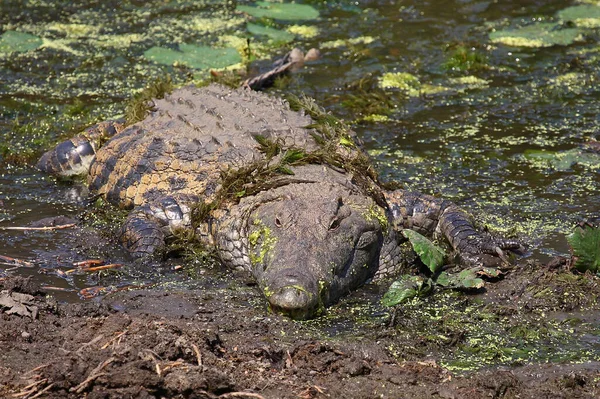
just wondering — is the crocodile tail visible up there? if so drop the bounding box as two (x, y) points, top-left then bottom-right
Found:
(36, 119), (125, 177)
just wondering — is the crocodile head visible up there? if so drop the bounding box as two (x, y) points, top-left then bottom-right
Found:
(246, 186), (384, 320)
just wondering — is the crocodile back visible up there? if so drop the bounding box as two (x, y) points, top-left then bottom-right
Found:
(88, 84), (318, 209)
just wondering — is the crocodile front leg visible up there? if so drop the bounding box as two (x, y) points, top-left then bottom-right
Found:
(119, 194), (199, 257)
(385, 190), (522, 266)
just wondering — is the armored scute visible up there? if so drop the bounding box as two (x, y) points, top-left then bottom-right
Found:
(38, 84), (520, 319)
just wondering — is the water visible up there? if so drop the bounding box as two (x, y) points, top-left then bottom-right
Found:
(0, 0), (599, 295)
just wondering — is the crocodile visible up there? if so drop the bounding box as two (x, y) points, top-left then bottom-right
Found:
(37, 84), (521, 319)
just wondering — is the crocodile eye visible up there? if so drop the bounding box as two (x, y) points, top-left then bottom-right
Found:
(275, 216), (282, 227)
(329, 218), (341, 231)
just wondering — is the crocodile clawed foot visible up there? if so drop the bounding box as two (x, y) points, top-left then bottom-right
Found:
(458, 235), (525, 268)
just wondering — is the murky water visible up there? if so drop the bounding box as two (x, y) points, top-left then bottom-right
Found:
(1, 1), (599, 297)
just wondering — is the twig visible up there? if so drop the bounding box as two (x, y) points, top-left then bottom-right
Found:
(70, 357), (115, 393)
(219, 393), (266, 399)
(76, 335), (105, 357)
(0, 224), (76, 231)
(23, 363), (51, 376)
(73, 259), (104, 267)
(28, 383), (55, 399)
(100, 330), (128, 350)
(39, 286), (73, 292)
(66, 264), (122, 274)
(192, 343), (203, 366)
(11, 379), (47, 397)
(0, 255), (34, 267)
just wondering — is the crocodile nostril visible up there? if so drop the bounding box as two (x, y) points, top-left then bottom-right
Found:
(267, 285), (318, 320)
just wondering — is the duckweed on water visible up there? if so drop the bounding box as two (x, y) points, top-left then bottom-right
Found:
(378, 72), (421, 96)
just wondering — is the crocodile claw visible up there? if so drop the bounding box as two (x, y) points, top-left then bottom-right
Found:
(458, 235), (525, 268)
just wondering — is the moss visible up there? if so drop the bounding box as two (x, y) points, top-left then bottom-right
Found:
(125, 75), (174, 124)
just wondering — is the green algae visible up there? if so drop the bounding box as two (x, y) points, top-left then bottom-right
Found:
(249, 219), (277, 266)
(364, 204), (388, 232)
(320, 36), (376, 49)
(378, 72), (421, 95)
(286, 24), (319, 38)
(360, 114), (390, 123)
(447, 76), (490, 90)
(385, 278), (600, 371)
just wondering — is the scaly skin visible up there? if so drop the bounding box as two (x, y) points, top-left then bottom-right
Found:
(37, 84), (521, 319)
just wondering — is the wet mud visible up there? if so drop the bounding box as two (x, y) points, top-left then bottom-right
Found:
(1, 262), (599, 398)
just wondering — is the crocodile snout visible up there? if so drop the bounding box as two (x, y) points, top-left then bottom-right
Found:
(264, 269), (320, 320)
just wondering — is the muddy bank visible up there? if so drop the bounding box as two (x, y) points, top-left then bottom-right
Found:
(1, 266), (599, 399)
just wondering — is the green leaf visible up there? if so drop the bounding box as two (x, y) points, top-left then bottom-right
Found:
(275, 166), (294, 175)
(524, 148), (600, 171)
(567, 224), (600, 273)
(0, 31), (43, 53)
(247, 23), (295, 43)
(436, 271), (452, 287)
(461, 277), (485, 289)
(557, 5), (600, 28)
(144, 44), (241, 70)
(281, 149), (305, 164)
(489, 23), (582, 48)
(237, 1), (319, 21)
(402, 229), (446, 273)
(436, 269), (485, 290)
(253, 134), (272, 149)
(381, 275), (432, 307)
